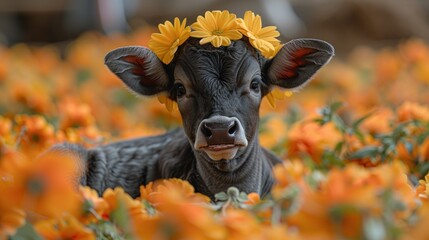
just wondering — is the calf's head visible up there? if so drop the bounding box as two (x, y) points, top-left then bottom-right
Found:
(105, 38), (333, 161)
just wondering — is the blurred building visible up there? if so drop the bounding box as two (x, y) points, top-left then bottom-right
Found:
(0, 0), (428, 55)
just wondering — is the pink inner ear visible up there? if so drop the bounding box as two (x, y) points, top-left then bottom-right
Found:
(122, 55), (146, 76)
(281, 48), (316, 78)
(121, 55), (159, 87)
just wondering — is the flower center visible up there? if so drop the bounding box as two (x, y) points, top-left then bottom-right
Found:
(212, 30), (223, 35)
(27, 176), (45, 195)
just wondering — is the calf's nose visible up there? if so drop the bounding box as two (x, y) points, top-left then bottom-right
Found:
(194, 116), (248, 151)
(201, 117), (237, 145)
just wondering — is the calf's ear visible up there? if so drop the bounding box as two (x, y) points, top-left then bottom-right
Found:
(267, 39), (334, 90)
(105, 46), (170, 96)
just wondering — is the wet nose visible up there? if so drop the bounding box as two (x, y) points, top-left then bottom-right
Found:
(200, 116), (238, 145)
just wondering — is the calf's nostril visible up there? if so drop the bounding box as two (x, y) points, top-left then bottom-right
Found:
(202, 123), (213, 138)
(228, 122), (237, 135)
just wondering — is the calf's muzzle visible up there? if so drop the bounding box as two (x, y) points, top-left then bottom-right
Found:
(194, 116), (248, 160)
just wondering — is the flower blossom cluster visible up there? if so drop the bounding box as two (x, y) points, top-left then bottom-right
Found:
(0, 24), (429, 239)
(148, 10), (282, 66)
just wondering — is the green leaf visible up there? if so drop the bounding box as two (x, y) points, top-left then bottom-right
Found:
(330, 102), (344, 112)
(403, 141), (414, 154)
(10, 222), (43, 240)
(82, 199), (94, 215)
(88, 220), (125, 240)
(76, 69), (92, 85)
(417, 131), (429, 145)
(348, 146), (380, 159)
(418, 162), (429, 178)
(352, 110), (374, 129)
(237, 192), (248, 202)
(334, 141), (344, 154)
(328, 204), (359, 223)
(142, 199), (157, 216)
(214, 192), (228, 201)
(354, 129), (366, 143)
(332, 115), (348, 133)
(110, 198), (131, 237)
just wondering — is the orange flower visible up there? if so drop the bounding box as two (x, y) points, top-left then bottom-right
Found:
(272, 160), (309, 197)
(78, 186), (109, 223)
(0, 116), (12, 137)
(56, 126), (106, 147)
(141, 178), (210, 207)
(403, 202), (429, 240)
(0, 116), (13, 145)
(360, 108), (394, 135)
(0, 46), (8, 81)
(103, 187), (146, 218)
(260, 225), (301, 240)
(0, 208), (26, 239)
(400, 38), (429, 63)
(35, 215), (95, 240)
(419, 138), (429, 162)
(58, 98), (95, 130)
(222, 209), (262, 239)
(375, 49), (402, 84)
(33, 46), (61, 76)
(10, 82), (54, 114)
(119, 123), (165, 140)
(14, 115), (56, 152)
(138, 179), (224, 239)
(397, 101), (429, 122)
(259, 115), (288, 151)
(287, 162), (415, 239)
(245, 192), (261, 205)
(287, 121), (342, 163)
(0, 151), (81, 219)
(102, 187), (149, 236)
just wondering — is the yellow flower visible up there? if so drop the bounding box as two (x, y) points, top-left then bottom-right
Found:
(237, 11), (281, 58)
(190, 10), (242, 47)
(265, 87), (293, 108)
(157, 94), (178, 112)
(417, 173), (429, 199)
(148, 17), (191, 64)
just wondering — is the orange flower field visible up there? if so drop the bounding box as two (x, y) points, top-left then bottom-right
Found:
(1, 29), (429, 239)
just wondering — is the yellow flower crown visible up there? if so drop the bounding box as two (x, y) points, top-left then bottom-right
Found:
(148, 10), (292, 110)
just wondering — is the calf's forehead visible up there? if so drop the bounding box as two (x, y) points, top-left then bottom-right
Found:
(173, 40), (262, 90)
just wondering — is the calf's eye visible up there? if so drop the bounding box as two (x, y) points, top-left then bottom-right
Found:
(250, 79), (260, 93)
(175, 83), (186, 99)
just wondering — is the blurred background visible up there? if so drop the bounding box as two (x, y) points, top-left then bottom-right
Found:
(1, 0), (429, 55)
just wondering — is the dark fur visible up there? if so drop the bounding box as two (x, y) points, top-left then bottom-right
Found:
(54, 129), (279, 199)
